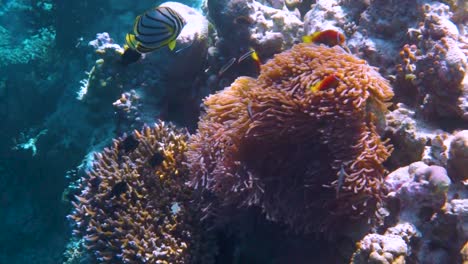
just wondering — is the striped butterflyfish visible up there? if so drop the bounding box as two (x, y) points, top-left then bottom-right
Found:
(125, 6), (186, 54)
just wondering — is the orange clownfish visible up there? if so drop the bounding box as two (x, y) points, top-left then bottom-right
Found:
(302, 29), (346, 47)
(310, 74), (340, 93)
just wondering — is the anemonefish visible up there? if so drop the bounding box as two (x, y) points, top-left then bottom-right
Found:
(310, 74), (340, 93)
(238, 47), (262, 72)
(122, 6), (186, 64)
(302, 29), (346, 47)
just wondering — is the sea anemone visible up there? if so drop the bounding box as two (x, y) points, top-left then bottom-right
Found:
(187, 43), (394, 233)
(68, 122), (210, 263)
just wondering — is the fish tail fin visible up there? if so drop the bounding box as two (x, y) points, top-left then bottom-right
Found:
(168, 40), (176, 51)
(302, 35), (312, 43)
(310, 81), (321, 93)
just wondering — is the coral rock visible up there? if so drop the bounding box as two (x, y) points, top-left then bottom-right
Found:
(385, 162), (450, 224)
(448, 130), (468, 182)
(395, 2), (468, 121)
(385, 103), (453, 168)
(207, 0), (303, 58)
(187, 43), (393, 233)
(351, 233), (408, 264)
(446, 199), (468, 239)
(461, 241), (468, 264)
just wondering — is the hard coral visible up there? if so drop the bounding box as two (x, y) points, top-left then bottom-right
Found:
(448, 130), (468, 182)
(395, 2), (468, 122)
(68, 122), (207, 263)
(187, 43), (393, 233)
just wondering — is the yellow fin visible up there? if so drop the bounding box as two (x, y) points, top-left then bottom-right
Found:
(310, 80), (322, 93)
(251, 49), (259, 62)
(168, 40), (176, 51)
(302, 35), (312, 43)
(133, 15), (141, 34)
(302, 32), (320, 43)
(125, 33), (138, 50)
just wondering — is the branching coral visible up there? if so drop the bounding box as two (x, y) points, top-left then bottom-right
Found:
(187, 43), (393, 233)
(68, 122), (211, 263)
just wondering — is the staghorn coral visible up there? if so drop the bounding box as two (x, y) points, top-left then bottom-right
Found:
(68, 122), (211, 263)
(187, 43), (394, 233)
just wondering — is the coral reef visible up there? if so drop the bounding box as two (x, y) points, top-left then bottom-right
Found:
(350, 224), (417, 264)
(0, 26), (56, 67)
(303, 0), (349, 37)
(187, 43), (393, 233)
(395, 2), (468, 121)
(204, 0), (304, 91)
(368, 161), (467, 263)
(68, 122), (212, 263)
(207, 0), (303, 57)
(79, 2), (211, 130)
(340, 0), (420, 72)
(4, 0), (467, 263)
(385, 162), (451, 223)
(0, 0), (56, 68)
(384, 103), (455, 168)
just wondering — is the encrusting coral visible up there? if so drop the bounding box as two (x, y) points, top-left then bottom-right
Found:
(187, 43), (394, 233)
(68, 122), (211, 263)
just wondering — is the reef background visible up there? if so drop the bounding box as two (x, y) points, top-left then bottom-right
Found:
(0, 0), (203, 262)
(1, 0), (467, 263)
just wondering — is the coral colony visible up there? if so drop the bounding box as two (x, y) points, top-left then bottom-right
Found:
(69, 123), (213, 263)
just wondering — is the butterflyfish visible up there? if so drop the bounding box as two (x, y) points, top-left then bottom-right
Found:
(310, 74), (340, 93)
(122, 6), (186, 64)
(109, 181), (128, 199)
(302, 29), (346, 47)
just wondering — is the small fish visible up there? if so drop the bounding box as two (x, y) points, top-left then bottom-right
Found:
(120, 134), (139, 153)
(110, 181), (128, 198)
(238, 49), (255, 63)
(336, 164), (347, 198)
(175, 42), (194, 54)
(238, 48), (262, 72)
(218, 57), (236, 76)
(125, 6), (186, 54)
(310, 74), (340, 93)
(247, 101), (254, 120)
(250, 48), (262, 71)
(302, 29), (346, 47)
(149, 152), (165, 167)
